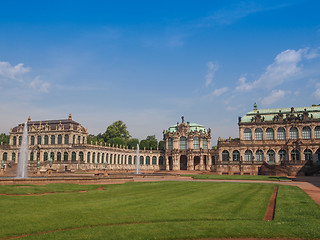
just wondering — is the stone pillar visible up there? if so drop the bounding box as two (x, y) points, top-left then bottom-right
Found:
(252, 128), (256, 140)
(173, 154), (180, 171)
(165, 155), (169, 170)
(200, 155), (204, 171)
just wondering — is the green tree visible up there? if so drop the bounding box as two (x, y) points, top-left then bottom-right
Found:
(158, 140), (164, 150)
(103, 121), (131, 142)
(0, 133), (9, 145)
(107, 137), (126, 147)
(139, 139), (149, 149)
(127, 138), (139, 149)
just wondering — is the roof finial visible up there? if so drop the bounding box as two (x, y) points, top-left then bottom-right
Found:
(28, 116), (31, 122)
(181, 116), (184, 123)
(68, 113), (72, 120)
(253, 102), (257, 111)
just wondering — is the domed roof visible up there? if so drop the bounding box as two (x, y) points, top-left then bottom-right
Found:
(168, 122), (207, 133)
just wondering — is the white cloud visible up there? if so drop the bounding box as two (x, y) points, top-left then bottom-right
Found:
(235, 48), (314, 92)
(261, 89), (285, 106)
(235, 76), (253, 91)
(0, 62), (30, 81)
(212, 87), (228, 96)
(312, 83), (320, 100)
(205, 61), (219, 87)
(30, 76), (50, 93)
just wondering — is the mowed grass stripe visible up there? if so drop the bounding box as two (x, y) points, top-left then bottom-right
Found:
(1, 181), (312, 239)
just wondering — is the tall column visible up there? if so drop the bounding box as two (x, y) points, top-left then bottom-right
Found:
(165, 155), (169, 170)
(200, 155), (204, 171)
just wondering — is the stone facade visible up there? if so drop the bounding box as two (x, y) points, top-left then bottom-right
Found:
(0, 114), (164, 172)
(215, 105), (320, 175)
(163, 116), (212, 171)
(1, 105), (320, 175)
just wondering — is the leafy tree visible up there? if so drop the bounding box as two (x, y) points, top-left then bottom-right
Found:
(107, 137), (126, 147)
(139, 139), (149, 150)
(158, 140), (164, 150)
(127, 138), (139, 149)
(103, 121), (131, 142)
(146, 135), (156, 141)
(0, 133), (9, 145)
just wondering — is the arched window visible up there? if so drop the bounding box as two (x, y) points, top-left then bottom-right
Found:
(118, 155), (120, 164)
(37, 152), (40, 161)
(152, 156), (157, 165)
(304, 149), (312, 161)
(140, 156), (144, 165)
(43, 152), (48, 161)
(12, 152), (16, 162)
(106, 153), (109, 164)
(72, 152), (76, 162)
(3, 152), (7, 161)
(159, 156), (164, 165)
(73, 135), (75, 144)
(30, 136), (35, 145)
(13, 136), (17, 146)
(87, 152), (91, 163)
(202, 139), (208, 149)
(92, 152), (96, 164)
(245, 150), (252, 162)
(64, 135), (69, 144)
(316, 149), (320, 164)
(79, 152), (83, 161)
(180, 137), (187, 150)
(64, 152), (68, 161)
(222, 150), (229, 162)
(315, 127), (320, 139)
(291, 150), (300, 161)
(255, 128), (263, 140)
(44, 135), (49, 145)
(30, 152), (34, 161)
(97, 153), (100, 163)
(267, 150), (275, 163)
(211, 155), (215, 165)
(278, 150), (286, 162)
(51, 135), (55, 145)
(82, 137), (85, 144)
(256, 150), (264, 162)
(290, 127), (298, 139)
(50, 152), (54, 161)
(37, 135), (41, 145)
(101, 153), (104, 163)
(168, 138), (173, 150)
(57, 152), (61, 162)
(277, 127), (286, 140)
(146, 156), (150, 165)
(78, 136), (81, 144)
(232, 150), (240, 161)
(266, 128), (274, 140)
(128, 155), (132, 165)
(19, 136), (22, 145)
(58, 135), (62, 144)
(193, 137), (200, 149)
(302, 127), (311, 139)
(244, 128), (252, 140)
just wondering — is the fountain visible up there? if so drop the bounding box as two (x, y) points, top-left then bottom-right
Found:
(17, 121), (28, 178)
(135, 144), (141, 174)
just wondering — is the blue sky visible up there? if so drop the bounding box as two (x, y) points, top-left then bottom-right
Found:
(0, 0), (320, 144)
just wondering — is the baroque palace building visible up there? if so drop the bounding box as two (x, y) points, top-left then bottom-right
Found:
(0, 105), (320, 175)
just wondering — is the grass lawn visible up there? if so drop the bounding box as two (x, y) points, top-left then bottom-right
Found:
(0, 181), (319, 239)
(182, 174), (291, 181)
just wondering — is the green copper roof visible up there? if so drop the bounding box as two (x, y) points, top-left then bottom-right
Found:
(241, 106), (320, 123)
(168, 123), (207, 133)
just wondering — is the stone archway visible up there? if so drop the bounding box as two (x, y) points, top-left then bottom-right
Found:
(194, 156), (200, 170)
(180, 155), (187, 170)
